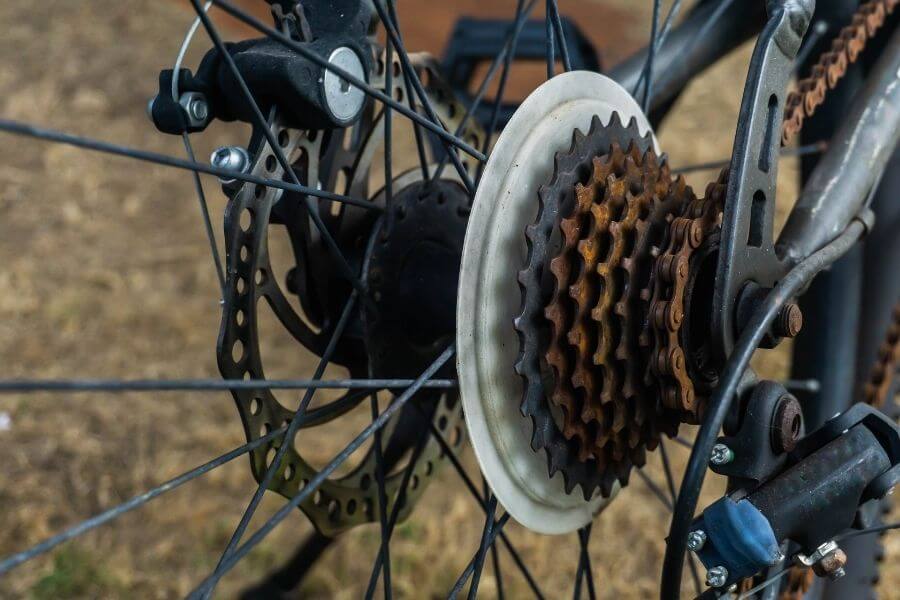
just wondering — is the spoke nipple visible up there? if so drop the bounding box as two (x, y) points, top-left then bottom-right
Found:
(710, 443), (734, 466)
(706, 565), (728, 588)
(687, 530), (707, 552)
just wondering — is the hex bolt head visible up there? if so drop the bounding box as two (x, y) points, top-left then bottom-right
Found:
(322, 46), (366, 125)
(710, 443), (735, 466)
(189, 97), (209, 121)
(686, 530), (707, 552)
(706, 565), (728, 588)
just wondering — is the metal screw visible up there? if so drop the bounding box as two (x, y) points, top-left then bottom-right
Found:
(188, 97), (209, 121)
(686, 530), (707, 552)
(830, 567), (846, 581)
(710, 443), (734, 465)
(706, 565), (728, 588)
(211, 146), (250, 186)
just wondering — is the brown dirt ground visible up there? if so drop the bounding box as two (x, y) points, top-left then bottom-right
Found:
(0, 1), (897, 599)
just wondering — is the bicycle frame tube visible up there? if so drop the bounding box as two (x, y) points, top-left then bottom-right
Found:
(777, 25), (900, 263)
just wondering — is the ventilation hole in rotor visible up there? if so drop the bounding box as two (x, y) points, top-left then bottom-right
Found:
(254, 184), (266, 199)
(236, 310), (245, 327)
(255, 269), (266, 286)
(392, 61), (401, 77)
(236, 278), (246, 295)
(239, 208), (253, 231)
(446, 103), (457, 119)
(266, 447), (277, 467)
(394, 87), (403, 102)
(425, 461), (434, 476)
(300, 478), (309, 489)
(364, 498), (374, 517)
(411, 475), (420, 490)
(232, 340), (244, 363)
(313, 490), (323, 505)
(438, 415), (448, 430)
(260, 422), (271, 438)
(346, 499), (357, 515)
(265, 155), (277, 172)
(451, 426), (462, 447)
(307, 130), (318, 142)
(249, 397), (260, 415)
(278, 130), (290, 147)
(376, 58), (385, 75)
(283, 463), (295, 481)
(328, 499), (341, 520)
(240, 245), (250, 263)
(360, 473), (372, 490)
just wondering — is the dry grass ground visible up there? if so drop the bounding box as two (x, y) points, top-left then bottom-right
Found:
(0, 1), (897, 599)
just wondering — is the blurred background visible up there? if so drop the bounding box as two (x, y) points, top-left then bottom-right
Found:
(0, 1), (894, 598)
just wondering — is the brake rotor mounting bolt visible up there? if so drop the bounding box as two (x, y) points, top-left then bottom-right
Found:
(706, 566), (728, 588)
(686, 530), (707, 552)
(775, 302), (803, 338)
(211, 146), (251, 186)
(710, 443), (734, 465)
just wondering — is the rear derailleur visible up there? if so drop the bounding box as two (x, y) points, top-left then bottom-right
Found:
(689, 383), (900, 595)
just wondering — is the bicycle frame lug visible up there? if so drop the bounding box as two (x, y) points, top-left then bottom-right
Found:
(711, 1), (813, 361)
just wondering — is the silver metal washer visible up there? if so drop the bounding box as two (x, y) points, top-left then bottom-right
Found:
(323, 47), (366, 125)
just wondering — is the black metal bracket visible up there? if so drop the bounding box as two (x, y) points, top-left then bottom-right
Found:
(149, 0), (373, 135)
(711, 0), (814, 360)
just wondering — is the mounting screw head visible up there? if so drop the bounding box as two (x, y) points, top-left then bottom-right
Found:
(210, 146), (250, 186)
(687, 530), (707, 552)
(178, 91), (211, 129)
(706, 565), (728, 588)
(710, 443), (734, 466)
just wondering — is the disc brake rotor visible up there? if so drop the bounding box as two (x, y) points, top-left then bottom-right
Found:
(217, 49), (480, 536)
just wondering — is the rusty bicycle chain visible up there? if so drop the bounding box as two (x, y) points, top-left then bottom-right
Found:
(782, 0), (898, 144)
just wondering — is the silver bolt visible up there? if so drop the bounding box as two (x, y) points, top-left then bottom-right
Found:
(706, 565), (728, 588)
(189, 97), (209, 121)
(322, 46), (366, 125)
(686, 530), (707, 552)
(211, 146), (250, 186)
(710, 443), (734, 465)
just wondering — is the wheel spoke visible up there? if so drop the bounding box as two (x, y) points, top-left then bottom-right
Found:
(449, 512), (510, 599)
(367, 393), (393, 600)
(209, 0), (485, 162)
(430, 0), (536, 185)
(0, 424), (288, 575)
(544, 1), (555, 79)
(185, 344), (456, 598)
(0, 378), (456, 393)
(181, 134), (225, 293)
(635, 469), (673, 512)
(467, 494), (499, 600)
(573, 524), (596, 600)
(372, 0), (475, 197)
(547, 0), (572, 71)
(659, 442), (703, 595)
(419, 410), (546, 600)
(640, 0), (663, 113)
(0, 118), (379, 211)
(632, 0), (683, 101)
